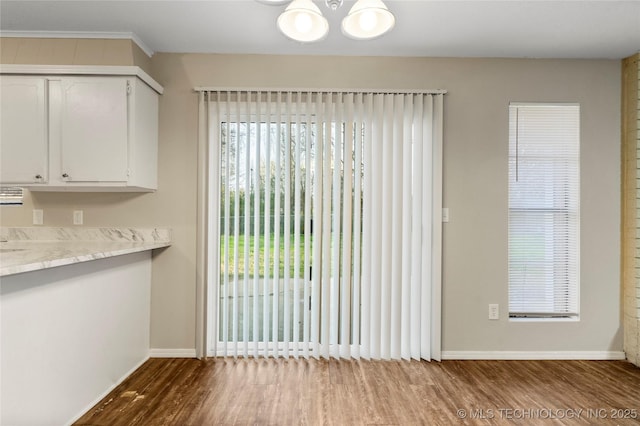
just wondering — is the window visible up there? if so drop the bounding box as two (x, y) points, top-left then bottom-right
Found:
(508, 103), (580, 319)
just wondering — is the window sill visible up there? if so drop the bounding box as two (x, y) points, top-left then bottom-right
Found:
(509, 316), (580, 323)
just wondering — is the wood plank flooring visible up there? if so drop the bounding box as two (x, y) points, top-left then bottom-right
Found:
(75, 358), (640, 425)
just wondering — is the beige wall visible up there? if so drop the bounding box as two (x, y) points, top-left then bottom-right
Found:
(0, 37), (152, 74)
(1, 53), (623, 354)
(622, 53), (640, 366)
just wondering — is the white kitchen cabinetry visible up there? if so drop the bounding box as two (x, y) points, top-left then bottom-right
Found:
(0, 76), (48, 184)
(59, 77), (129, 183)
(0, 66), (163, 191)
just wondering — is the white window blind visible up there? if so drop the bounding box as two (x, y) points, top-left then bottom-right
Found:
(204, 90), (444, 360)
(508, 103), (580, 318)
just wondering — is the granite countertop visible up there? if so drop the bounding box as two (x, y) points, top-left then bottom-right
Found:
(0, 227), (171, 277)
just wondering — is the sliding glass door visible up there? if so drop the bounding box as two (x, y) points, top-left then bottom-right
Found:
(219, 115), (321, 356)
(206, 91), (443, 361)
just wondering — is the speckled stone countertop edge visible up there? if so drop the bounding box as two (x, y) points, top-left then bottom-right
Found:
(0, 227), (171, 277)
(0, 227), (171, 243)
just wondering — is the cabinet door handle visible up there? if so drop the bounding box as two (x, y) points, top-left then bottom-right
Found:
(35, 174), (42, 180)
(62, 173), (69, 178)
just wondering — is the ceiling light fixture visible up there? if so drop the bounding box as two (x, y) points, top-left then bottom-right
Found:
(261, 0), (395, 43)
(342, 0), (395, 40)
(276, 0), (329, 43)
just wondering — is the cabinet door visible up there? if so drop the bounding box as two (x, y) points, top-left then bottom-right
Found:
(60, 78), (128, 182)
(0, 76), (48, 184)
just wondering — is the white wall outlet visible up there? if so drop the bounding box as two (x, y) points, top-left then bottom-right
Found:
(32, 209), (43, 225)
(489, 304), (499, 320)
(73, 210), (83, 225)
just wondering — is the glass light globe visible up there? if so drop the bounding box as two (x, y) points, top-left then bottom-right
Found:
(277, 0), (329, 42)
(359, 10), (377, 31)
(294, 12), (313, 33)
(342, 0), (395, 40)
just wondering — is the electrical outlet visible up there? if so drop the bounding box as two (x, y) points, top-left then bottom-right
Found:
(73, 210), (83, 225)
(489, 304), (499, 320)
(33, 209), (43, 225)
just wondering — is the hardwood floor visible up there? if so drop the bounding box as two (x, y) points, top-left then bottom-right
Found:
(75, 358), (640, 425)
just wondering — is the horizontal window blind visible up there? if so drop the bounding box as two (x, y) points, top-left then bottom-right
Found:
(508, 103), (580, 318)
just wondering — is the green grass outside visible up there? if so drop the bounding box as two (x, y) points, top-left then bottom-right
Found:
(220, 233), (308, 279)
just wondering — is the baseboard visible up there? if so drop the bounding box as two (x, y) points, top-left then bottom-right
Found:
(441, 351), (626, 360)
(66, 355), (149, 426)
(149, 348), (197, 358)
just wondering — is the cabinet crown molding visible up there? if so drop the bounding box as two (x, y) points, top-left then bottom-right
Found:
(0, 65), (163, 94)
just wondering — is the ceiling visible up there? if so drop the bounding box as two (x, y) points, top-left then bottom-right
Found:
(1, 0), (639, 59)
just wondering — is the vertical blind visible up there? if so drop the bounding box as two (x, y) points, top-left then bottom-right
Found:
(203, 90), (444, 360)
(508, 103), (580, 318)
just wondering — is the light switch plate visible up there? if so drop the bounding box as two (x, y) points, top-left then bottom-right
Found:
(73, 210), (83, 225)
(33, 209), (43, 225)
(489, 304), (499, 320)
(442, 208), (449, 223)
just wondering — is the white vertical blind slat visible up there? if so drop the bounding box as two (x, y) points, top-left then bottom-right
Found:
(360, 93), (373, 360)
(430, 94), (444, 361)
(232, 92), (241, 358)
(410, 95), (424, 360)
(390, 94), (404, 359)
(302, 91), (313, 359)
(283, 92), (292, 355)
(380, 94), (394, 360)
(208, 93), (221, 357)
(263, 92), (272, 356)
(310, 92), (323, 360)
(243, 92), (251, 357)
(331, 94), (342, 358)
(400, 94), (413, 361)
(253, 91), (262, 356)
(420, 95), (433, 359)
(273, 92), (282, 358)
(351, 92), (363, 360)
(370, 94), (383, 360)
(341, 93), (354, 359)
(292, 91), (302, 359)
(321, 93), (333, 359)
(222, 91), (231, 356)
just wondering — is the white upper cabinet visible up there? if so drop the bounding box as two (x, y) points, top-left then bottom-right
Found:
(0, 66), (162, 192)
(59, 77), (129, 183)
(0, 76), (48, 184)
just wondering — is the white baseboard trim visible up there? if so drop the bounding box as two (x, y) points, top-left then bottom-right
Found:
(149, 348), (197, 358)
(66, 355), (149, 426)
(441, 351), (626, 360)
